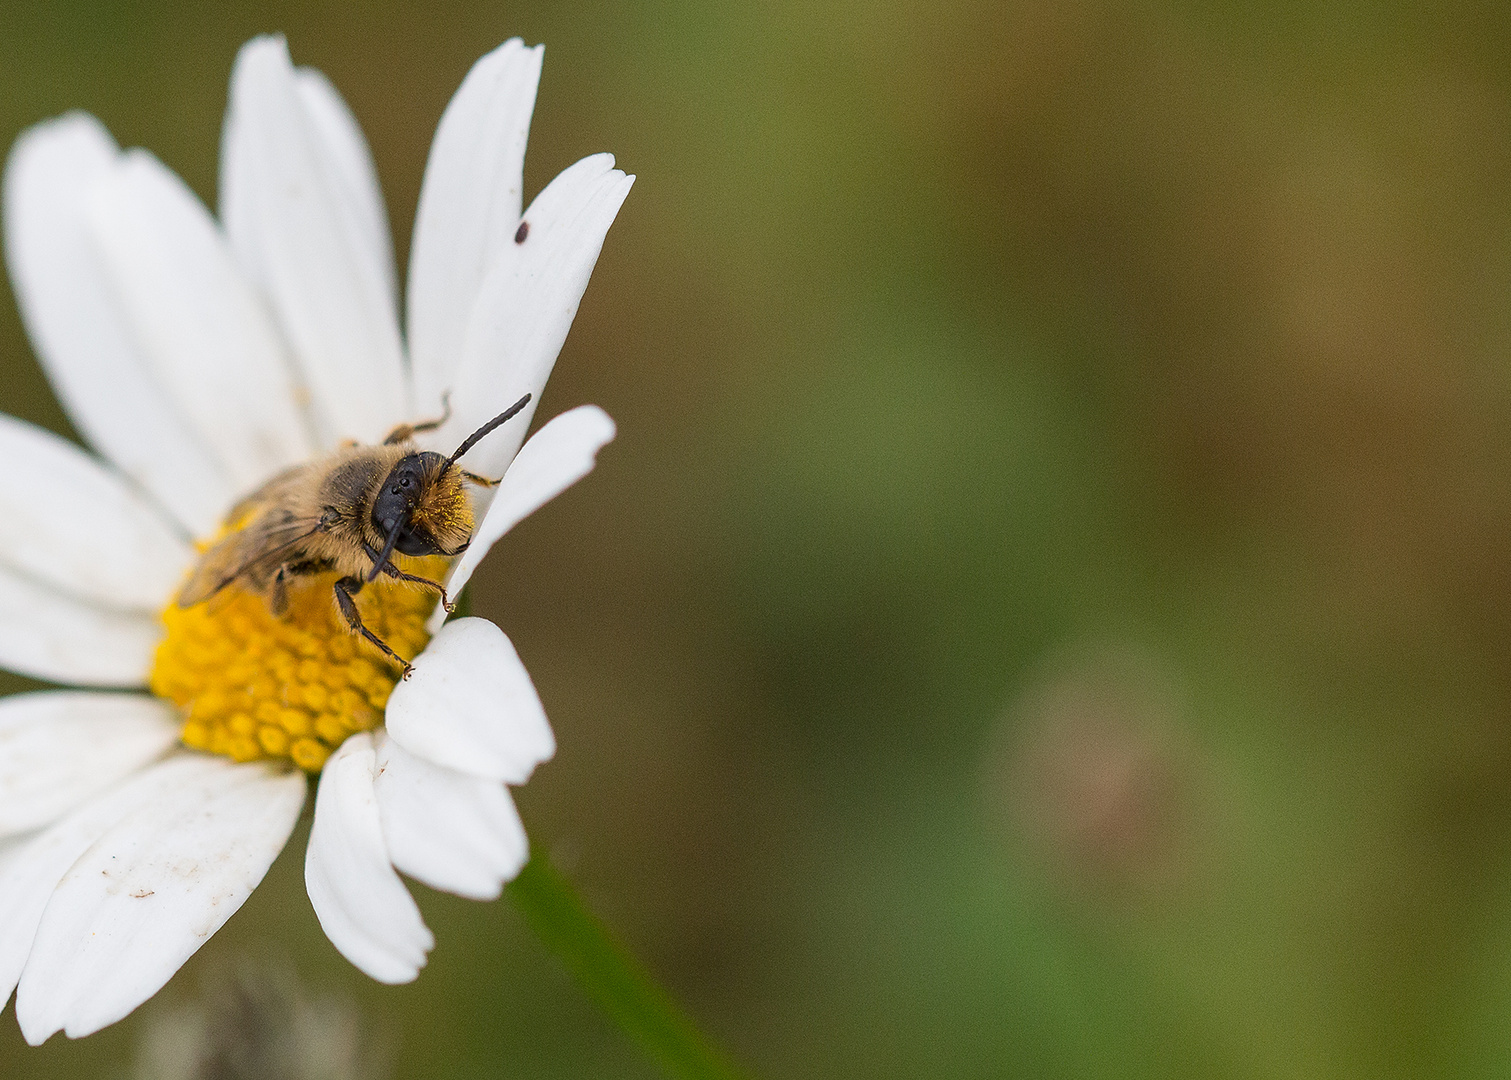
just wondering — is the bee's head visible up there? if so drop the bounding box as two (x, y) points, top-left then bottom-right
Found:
(371, 452), (473, 559)
(365, 393), (532, 583)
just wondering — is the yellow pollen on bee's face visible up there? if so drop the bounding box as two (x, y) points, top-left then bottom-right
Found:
(149, 564), (440, 773)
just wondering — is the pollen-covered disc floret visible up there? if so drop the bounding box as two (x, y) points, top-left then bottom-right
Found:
(150, 571), (436, 773)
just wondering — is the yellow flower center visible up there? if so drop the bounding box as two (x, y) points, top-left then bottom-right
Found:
(149, 564), (440, 773)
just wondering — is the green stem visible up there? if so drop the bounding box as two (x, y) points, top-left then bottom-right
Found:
(507, 846), (752, 1080)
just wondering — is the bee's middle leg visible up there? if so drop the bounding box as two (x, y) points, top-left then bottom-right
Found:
(383, 393), (453, 445)
(333, 575), (413, 678)
(270, 566), (290, 618)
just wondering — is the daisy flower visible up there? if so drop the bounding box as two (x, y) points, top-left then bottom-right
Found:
(0, 35), (630, 1043)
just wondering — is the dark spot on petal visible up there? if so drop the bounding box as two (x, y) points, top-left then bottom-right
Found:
(130, 889), (155, 899)
(515, 220), (530, 243)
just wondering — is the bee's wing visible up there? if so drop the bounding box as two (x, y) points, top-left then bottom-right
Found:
(177, 466), (326, 607)
(222, 463), (307, 529)
(177, 514), (329, 607)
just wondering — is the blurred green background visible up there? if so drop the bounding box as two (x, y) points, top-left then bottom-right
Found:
(4, 0), (1511, 1077)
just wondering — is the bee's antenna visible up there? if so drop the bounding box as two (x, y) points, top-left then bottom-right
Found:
(367, 517), (405, 584)
(445, 393), (532, 469)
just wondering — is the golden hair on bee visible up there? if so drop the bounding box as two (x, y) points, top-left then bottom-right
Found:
(177, 394), (532, 675)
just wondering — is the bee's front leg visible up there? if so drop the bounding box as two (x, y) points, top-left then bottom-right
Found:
(362, 544), (455, 612)
(333, 575), (413, 678)
(459, 469), (500, 488)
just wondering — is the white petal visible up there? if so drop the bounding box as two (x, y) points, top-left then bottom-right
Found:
(385, 618), (553, 782)
(305, 734), (432, 983)
(0, 413), (192, 610)
(0, 563), (160, 687)
(218, 60), (262, 288)
(407, 38), (543, 416)
(17, 758), (304, 1042)
(0, 836), (30, 870)
(420, 155), (633, 480)
(432, 405), (614, 632)
(224, 65), (396, 313)
(373, 731), (527, 901)
(0, 692), (179, 838)
(294, 66), (397, 309)
(85, 149), (315, 490)
(0, 755), (222, 1016)
(221, 36), (406, 446)
(2, 112), (235, 535)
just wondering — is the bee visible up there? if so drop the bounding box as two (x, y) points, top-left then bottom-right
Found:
(177, 393), (532, 675)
